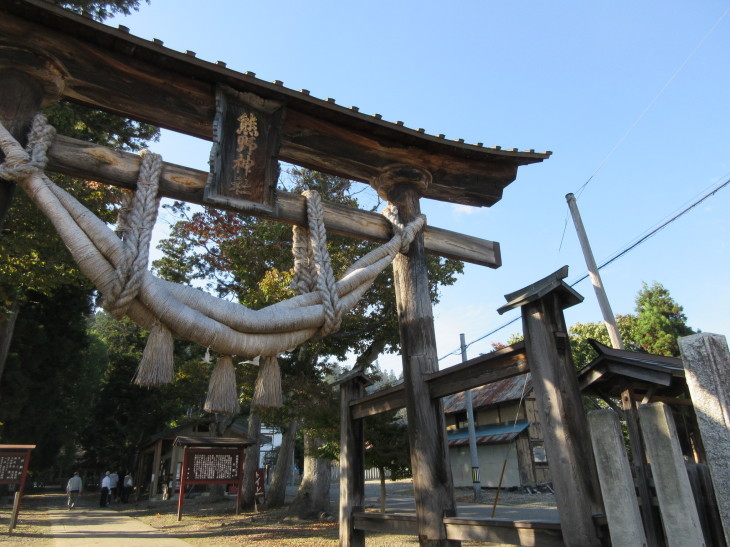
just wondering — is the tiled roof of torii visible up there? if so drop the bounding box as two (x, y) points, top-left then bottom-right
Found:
(0, 0), (551, 208)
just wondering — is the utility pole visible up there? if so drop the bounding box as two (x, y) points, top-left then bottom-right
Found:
(565, 193), (623, 349)
(461, 334), (482, 502)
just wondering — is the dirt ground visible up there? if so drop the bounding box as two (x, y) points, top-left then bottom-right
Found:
(0, 486), (556, 546)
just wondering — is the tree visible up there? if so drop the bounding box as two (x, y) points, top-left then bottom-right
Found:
(633, 281), (694, 357)
(153, 168), (463, 518)
(54, 0), (148, 21)
(568, 314), (640, 369)
(364, 409), (410, 513)
(0, 285), (106, 474)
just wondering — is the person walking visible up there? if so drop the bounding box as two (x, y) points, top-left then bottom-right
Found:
(99, 471), (110, 507)
(66, 472), (83, 509)
(121, 471), (133, 503)
(109, 470), (119, 504)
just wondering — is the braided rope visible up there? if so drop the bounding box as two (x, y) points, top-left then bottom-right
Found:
(381, 203), (425, 254)
(0, 114), (56, 181)
(0, 115), (428, 358)
(104, 150), (163, 318)
(291, 190), (343, 336)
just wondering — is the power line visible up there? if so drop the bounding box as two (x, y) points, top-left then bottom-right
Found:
(568, 175), (730, 287)
(440, 174), (730, 363)
(574, 5), (730, 199)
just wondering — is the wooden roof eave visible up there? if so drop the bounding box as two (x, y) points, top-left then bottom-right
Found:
(0, 0), (551, 207)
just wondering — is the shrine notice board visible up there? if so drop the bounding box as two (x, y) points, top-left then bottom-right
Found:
(0, 445), (35, 532)
(177, 446), (244, 521)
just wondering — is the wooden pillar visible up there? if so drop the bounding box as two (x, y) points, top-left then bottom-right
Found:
(0, 46), (64, 227)
(337, 370), (371, 547)
(620, 381), (661, 546)
(375, 165), (459, 547)
(588, 409), (647, 547)
(498, 267), (603, 547)
(151, 439), (162, 499)
(638, 402), (706, 546)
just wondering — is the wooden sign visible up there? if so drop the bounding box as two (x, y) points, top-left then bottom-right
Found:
(0, 454), (26, 484)
(183, 448), (241, 484)
(0, 445), (34, 533)
(206, 85), (285, 214)
(174, 438), (248, 521)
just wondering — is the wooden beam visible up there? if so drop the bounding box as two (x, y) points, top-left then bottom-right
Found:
(353, 513), (419, 535)
(350, 344), (527, 420)
(426, 342), (527, 400)
(0, 1), (550, 208)
(351, 512), (565, 546)
(443, 517), (563, 546)
(44, 134), (501, 268)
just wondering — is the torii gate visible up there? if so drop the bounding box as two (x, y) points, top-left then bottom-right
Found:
(0, 1), (550, 545)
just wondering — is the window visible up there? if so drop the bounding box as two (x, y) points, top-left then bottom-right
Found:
(532, 442), (548, 465)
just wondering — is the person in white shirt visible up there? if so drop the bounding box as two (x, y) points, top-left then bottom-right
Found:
(100, 471), (111, 507)
(109, 471), (119, 503)
(66, 472), (82, 509)
(122, 471), (134, 503)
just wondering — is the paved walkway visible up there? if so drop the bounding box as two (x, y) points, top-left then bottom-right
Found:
(44, 496), (190, 546)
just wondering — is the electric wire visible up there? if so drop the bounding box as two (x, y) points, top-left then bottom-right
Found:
(439, 174), (730, 363)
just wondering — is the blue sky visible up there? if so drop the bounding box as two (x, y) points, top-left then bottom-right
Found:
(111, 1), (730, 373)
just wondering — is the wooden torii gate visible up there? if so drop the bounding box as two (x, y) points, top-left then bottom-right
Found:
(0, 2), (551, 545)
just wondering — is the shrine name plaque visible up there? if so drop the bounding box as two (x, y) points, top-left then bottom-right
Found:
(206, 84), (285, 214)
(0, 453), (27, 484)
(183, 448), (241, 484)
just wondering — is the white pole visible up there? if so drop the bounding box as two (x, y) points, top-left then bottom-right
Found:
(461, 334), (482, 502)
(565, 193), (624, 349)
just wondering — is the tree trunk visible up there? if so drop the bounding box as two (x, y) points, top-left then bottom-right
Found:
(240, 409), (261, 509)
(0, 298), (20, 386)
(379, 466), (387, 513)
(265, 418), (298, 508)
(287, 430), (332, 520)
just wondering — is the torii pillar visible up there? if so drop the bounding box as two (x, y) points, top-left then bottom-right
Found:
(375, 165), (459, 547)
(498, 266), (605, 547)
(0, 45), (64, 226)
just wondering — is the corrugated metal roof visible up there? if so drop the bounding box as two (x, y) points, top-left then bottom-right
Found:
(447, 420), (530, 447)
(443, 373), (532, 414)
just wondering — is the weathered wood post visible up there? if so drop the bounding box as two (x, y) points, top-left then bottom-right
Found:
(588, 409), (648, 547)
(679, 333), (730, 545)
(0, 46), (64, 226)
(337, 369), (372, 547)
(498, 266), (604, 547)
(375, 165), (459, 547)
(638, 402), (706, 546)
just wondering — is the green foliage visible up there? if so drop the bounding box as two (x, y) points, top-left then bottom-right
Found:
(0, 286), (105, 471)
(569, 314), (640, 369)
(54, 0), (148, 21)
(80, 313), (218, 470)
(633, 282), (694, 356)
(364, 410), (411, 480)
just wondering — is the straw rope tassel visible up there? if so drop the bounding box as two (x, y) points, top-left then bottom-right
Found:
(134, 322), (175, 386)
(252, 356), (282, 409)
(204, 355), (240, 415)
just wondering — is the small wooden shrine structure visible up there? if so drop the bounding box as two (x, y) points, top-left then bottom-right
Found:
(0, 1), (554, 546)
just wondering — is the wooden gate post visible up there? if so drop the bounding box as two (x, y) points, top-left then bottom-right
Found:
(498, 266), (604, 547)
(375, 165), (459, 547)
(337, 369), (371, 547)
(0, 46), (64, 227)
(679, 333), (730, 546)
